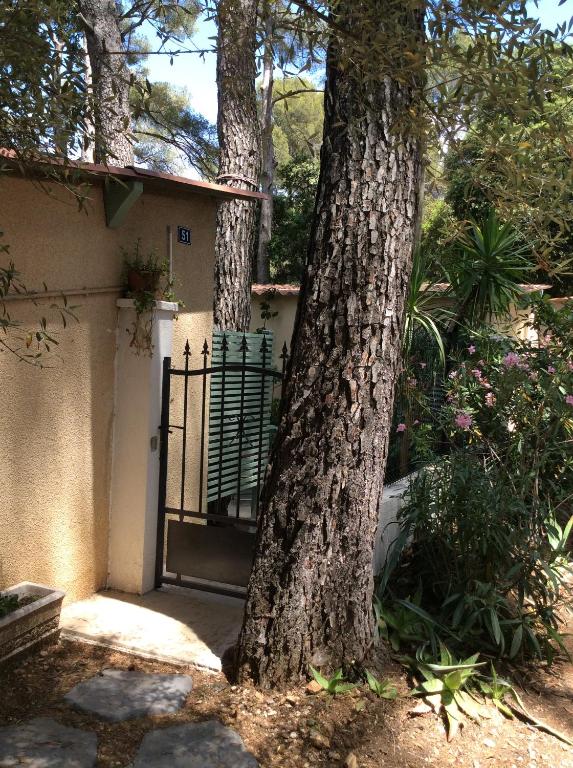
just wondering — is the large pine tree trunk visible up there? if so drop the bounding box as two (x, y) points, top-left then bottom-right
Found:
(78, 0), (133, 166)
(214, 0), (261, 331)
(256, 6), (274, 285)
(236, 2), (424, 687)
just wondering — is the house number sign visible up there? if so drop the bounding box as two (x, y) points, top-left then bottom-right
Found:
(177, 226), (192, 245)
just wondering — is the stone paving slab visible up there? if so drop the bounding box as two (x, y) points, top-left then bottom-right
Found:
(64, 669), (193, 722)
(133, 720), (258, 767)
(0, 717), (97, 767)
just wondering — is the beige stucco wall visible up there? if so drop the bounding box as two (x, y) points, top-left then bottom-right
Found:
(249, 292), (298, 370)
(252, 292), (543, 364)
(0, 174), (216, 602)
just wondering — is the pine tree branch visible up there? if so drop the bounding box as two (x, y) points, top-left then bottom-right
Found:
(272, 87), (323, 105)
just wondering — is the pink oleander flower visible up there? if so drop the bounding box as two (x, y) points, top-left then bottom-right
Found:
(548, 365), (556, 374)
(413, 419), (421, 426)
(448, 370), (458, 380)
(482, 379), (492, 389)
(566, 395), (573, 406)
(503, 352), (520, 368)
(471, 369), (482, 380)
(396, 423), (407, 433)
(455, 412), (473, 430)
(468, 345), (476, 354)
(485, 392), (496, 407)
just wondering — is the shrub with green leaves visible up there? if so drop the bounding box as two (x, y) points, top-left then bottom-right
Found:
(381, 299), (573, 662)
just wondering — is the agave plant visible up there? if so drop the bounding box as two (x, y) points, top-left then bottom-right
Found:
(445, 210), (533, 330)
(403, 246), (448, 366)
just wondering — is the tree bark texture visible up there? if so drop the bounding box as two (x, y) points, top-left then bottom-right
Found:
(78, 0), (133, 166)
(256, 8), (274, 285)
(80, 33), (95, 163)
(214, 0), (261, 331)
(236, 2), (424, 687)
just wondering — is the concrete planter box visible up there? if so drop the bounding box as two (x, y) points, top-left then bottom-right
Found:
(0, 582), (65, 665)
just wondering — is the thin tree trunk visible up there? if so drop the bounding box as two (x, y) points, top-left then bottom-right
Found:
(256, 7), (274, 285)
(80, 33), (95, 163)
(47, 28), (67, 154)
(214, 0), (261, 331)
(236, 2), (424, 687)
(78, 0), (133, 166)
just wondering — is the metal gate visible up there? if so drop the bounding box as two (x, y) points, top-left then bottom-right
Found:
(155, 330), (287, 597)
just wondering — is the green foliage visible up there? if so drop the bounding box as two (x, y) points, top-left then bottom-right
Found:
(444, 211), (534, 328)
(122, 240), (174, 356)
(476, 666), (514, 719)
(444, 133), (494, 226)
(122, 240), (169, 281)
(256, 295), (278, 332)
(364, 670), (397, 699)
(120, 0), (200, 43)
(269, 156), (319, 283)
(382, 304), (573, 663)
(429, 45), (573, 294)
(272, 78), (323, 176)
(403, 246), (448, 366)
(0, 593), (19, 618)
(374, 592), (439, 653)
(309, 666), (357, 695)
(310, 664), (398, 700)
(478, 668), (573, 746)
(410, 644), (485, 739)
(0, 0), (91, 161)
(406, 648), (573, 744)
(264, 77), (324, 284)
(1, 235), (78, 365)
(132, 81), (217, 177)
(421, 198), (459, 272)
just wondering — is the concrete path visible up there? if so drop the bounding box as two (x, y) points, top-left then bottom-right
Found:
(60, 585), (244, 670)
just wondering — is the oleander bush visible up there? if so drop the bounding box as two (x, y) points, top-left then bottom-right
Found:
(380, 299), (573, 662)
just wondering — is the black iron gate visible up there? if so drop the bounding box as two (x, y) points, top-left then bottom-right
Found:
(155, 331), (287, 597)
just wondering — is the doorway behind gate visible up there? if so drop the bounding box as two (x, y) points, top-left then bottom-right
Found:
(155, 330), (287, 597)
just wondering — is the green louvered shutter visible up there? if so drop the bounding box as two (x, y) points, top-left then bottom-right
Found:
(207, 330), (274, 503)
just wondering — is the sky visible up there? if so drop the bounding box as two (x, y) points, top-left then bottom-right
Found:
(144, 17), (219, 123)
(141, 0), (571, 175)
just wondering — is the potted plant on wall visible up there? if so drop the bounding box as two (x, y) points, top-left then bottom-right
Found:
(0, 582), (65, 665)
(121, 240), (175, 356)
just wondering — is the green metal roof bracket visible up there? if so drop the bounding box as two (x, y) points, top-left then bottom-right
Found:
(104, 177), (143, 228)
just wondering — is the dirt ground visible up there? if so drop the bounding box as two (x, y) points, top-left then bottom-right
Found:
(1, 633), (572, 768)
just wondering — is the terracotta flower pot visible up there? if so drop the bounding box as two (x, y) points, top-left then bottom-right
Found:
(127, 269), (162, 295)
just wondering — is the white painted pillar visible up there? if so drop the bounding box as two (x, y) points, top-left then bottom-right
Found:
(107, 299), (178, 594)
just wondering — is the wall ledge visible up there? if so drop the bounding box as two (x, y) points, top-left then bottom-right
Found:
(117, 298), (179, 313)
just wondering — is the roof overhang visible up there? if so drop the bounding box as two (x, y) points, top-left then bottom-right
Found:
(0, 149), (267, 205)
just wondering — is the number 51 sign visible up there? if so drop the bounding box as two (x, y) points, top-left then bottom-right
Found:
(177, 226), (191, 245)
